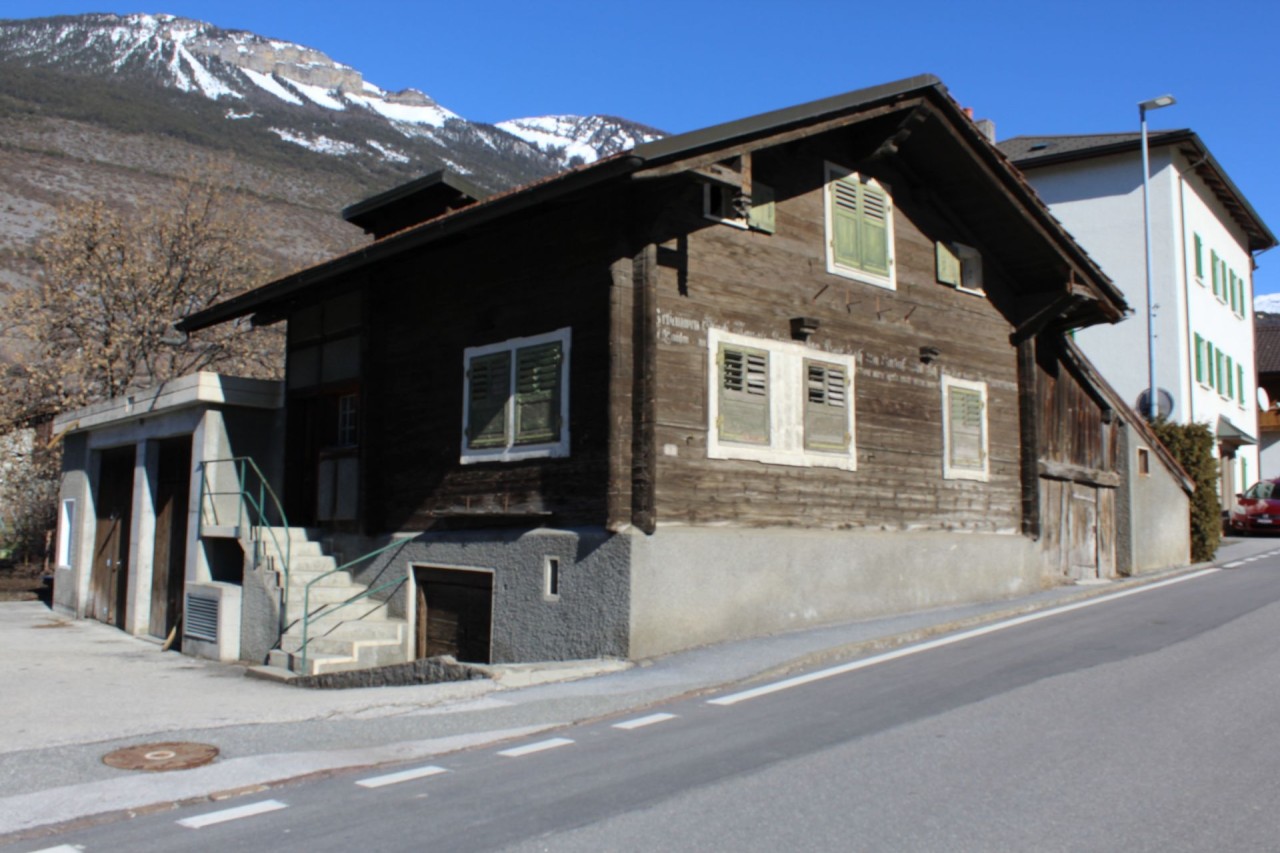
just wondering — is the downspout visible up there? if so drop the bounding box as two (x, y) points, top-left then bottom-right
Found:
(631, 243), (658, 534)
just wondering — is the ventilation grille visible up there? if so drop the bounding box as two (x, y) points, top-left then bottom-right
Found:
(185, 594), (219, 642)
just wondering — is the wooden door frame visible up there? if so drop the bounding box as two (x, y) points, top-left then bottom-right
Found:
(410, 564), (495, 663)
(91, 446), (136, 629)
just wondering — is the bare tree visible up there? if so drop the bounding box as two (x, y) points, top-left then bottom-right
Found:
(0, 170), (283, 561)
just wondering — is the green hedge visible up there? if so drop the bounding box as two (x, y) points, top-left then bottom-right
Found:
(1149, 420), (1220, 562)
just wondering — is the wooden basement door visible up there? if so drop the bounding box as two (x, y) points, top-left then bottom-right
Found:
(149, 437), (191, 642)
(91, 446), (135, 628)
(414, 567), (493, 664)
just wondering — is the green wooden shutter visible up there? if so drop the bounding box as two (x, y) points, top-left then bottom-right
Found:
(1216, 349), (1225, 392)
(718, 344), (770, 445)
(1227, 356), (1235, 398)
(947, 386), (985, 470)
(1206, 342), (1216, 388)
(830, 173), (862, 270)
(467, 351), (511, 448)
(804, 360), (850, 451)
(1238, 363), (1246, 404)
(1194, 233), (1203, 279)
(1194, 333), (1204, 383)
(514, 341), (563, 445)
(936, 241), (961, 286)
(857, 181), (890, 277)
(748, 182), (776, 233)
(1211, 251), (1220, 296)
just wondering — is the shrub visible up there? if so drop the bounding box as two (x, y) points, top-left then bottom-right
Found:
(1149, 419), (1220, 562)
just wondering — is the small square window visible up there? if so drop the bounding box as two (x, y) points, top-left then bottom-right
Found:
(462, 328), (570, 464)
(543, 556), (560, 601)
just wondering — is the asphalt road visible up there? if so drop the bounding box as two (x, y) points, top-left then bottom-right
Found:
(16, 557), (1280, 852)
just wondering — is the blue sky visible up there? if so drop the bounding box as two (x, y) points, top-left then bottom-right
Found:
(5, 0), (1279, 295)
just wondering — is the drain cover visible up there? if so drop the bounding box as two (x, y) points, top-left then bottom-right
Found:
(102, 742), (220, 772)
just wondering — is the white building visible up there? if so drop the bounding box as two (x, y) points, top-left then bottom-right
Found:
(1001, 131), (1276, 502)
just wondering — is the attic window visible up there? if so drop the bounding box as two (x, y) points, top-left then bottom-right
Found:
(1028, 142), (1050, 152)
(935, 242), (985, 295)
(703, 182), (776, 233)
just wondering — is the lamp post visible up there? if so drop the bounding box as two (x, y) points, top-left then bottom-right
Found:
(1140, 93), (1176, 421)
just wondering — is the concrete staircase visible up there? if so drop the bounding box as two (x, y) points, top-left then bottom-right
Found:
(256, 528), (409, 676)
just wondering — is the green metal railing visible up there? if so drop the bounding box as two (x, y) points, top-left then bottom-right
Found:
(298, 537), (410, 674)
(197, 457), (292, 630)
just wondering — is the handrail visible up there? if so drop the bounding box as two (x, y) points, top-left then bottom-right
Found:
(298, 537), (410, 674)
(197, 457), (292, 633)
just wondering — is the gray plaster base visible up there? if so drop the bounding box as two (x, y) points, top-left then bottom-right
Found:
(291, 656), (486, 689)
(627, 526), (1039, 658)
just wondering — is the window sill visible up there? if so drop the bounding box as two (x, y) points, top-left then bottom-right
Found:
(826, 261), (895, 291)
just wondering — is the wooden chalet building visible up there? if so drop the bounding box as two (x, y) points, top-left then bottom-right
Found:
(172, 74), (1191, 671)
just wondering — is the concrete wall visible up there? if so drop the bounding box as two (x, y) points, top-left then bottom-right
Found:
(326, 526), (632, 663)
(1124, 432), (1192, 574)
(627, 527), (1038, 659)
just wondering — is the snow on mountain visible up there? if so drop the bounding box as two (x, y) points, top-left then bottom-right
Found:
(0, 12), (665, 188)
(498, 114), (664, 168)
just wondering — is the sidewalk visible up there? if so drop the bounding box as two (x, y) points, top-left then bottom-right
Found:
(1, 536), (1272, 840)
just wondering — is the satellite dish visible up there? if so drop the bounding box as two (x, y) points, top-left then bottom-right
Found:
(1135, 388), (1174, 420)
(1259, 387), (1272, 412)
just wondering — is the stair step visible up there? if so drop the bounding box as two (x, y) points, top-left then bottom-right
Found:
(285, 596), (390, 623)
(282, 618), (404, 645)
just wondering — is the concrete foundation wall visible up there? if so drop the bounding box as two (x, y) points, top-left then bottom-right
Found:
(326, 527), (632, 663)
(627, 527), (1039, 659)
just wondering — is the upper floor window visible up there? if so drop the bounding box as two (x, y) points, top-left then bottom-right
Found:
(825, 164), (895, 290)
(461, 328), (570, 464)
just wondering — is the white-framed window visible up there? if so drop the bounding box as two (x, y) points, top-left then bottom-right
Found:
(703, 181), (776, 233)
(461, 327), (570, 464)
(707, 328), (856, 470)
(942, 375), (989, 482)
(543, 556), (561, 602)
(824, 163), (895, 290)
(56, 498), (75, 568)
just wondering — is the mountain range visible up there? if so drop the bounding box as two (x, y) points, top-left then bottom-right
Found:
(0, 12), (663, 297)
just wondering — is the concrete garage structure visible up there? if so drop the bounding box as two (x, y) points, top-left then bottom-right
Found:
(52, 373), (283, 662)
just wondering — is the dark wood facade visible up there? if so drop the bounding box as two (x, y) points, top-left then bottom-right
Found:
(184, 76), (1136, 576)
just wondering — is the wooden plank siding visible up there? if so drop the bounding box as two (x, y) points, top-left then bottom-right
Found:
(356, 191), (629, 532)
(644, 139), (1024, 532)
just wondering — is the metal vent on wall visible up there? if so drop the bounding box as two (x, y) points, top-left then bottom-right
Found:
(185, 594), (219, 642)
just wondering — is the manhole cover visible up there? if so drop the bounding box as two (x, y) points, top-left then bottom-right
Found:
(102, 741), (219, 772)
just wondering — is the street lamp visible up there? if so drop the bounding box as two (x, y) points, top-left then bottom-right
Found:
(1140, 93), (1176, 421)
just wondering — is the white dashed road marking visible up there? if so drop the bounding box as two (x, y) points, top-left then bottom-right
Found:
(356, 765), (449, 788)
(30, 846), (84, 852)
(709, 568), (1221, 706)
(498, 738), (574, 757)
(613, 713), (678, 730)
(177, 799), (288, 829)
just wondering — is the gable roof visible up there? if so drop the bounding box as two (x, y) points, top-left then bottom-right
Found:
(179, 75), (1127, 333)
(1001, 131), (1277, 254)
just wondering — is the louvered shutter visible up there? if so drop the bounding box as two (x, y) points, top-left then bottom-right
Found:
(857, 181), (890, 276)
(830, 174), (862, 270)
(804, 360), (850, 451)
(718, 344), (770, 444)
(1211, 251), (1220, 296)
(1194, 333), (1204, 383)
(947, 386), (985, 471)
(514, 341), (563, 445)
(1194, 234), (1203, 279)
(467, 351), (511, 448)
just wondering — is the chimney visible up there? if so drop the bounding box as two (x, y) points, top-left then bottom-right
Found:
(974, 118), (996, 142)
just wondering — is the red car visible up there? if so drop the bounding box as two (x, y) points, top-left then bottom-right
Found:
(1230, 479), (1280, 534)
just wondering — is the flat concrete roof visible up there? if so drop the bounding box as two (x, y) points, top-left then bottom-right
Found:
(52, 372), (282, 434)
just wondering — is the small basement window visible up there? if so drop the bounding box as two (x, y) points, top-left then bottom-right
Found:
(543, 556), (560, 601)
